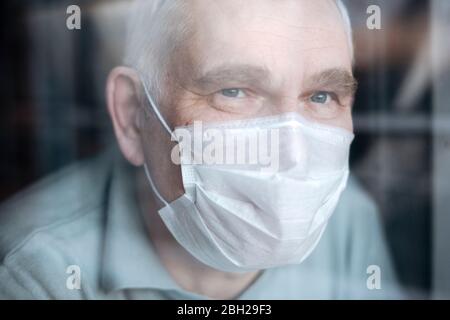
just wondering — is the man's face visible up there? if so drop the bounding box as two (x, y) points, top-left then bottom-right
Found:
(163, 0), (355, 131)
(110, 0), (357, 203)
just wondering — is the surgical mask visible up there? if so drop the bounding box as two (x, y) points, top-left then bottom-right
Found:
(141, 80), (354, 273)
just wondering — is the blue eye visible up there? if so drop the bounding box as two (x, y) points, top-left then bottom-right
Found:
(310, 92), (330, 104)
(221, 88), (244, 98)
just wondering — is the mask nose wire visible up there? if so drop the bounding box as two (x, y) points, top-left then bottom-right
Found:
(139, 74), (174, 207)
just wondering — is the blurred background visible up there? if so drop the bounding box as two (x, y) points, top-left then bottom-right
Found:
(1, 0), (449, 299)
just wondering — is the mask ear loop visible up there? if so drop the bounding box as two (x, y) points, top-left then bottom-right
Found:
(140, 77), (176, 139)
(139, 75), (177, 207)
(144, 163), (169, 207)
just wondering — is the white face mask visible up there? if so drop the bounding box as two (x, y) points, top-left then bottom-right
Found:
(141, 80), (354, 273)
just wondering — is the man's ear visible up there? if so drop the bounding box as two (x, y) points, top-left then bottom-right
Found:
(106, 66), (145, 166)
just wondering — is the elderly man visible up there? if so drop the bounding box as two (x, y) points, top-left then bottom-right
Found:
(0, 0), (402, 299)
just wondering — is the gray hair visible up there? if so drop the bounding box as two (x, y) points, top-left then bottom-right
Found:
(124, 0), (353, 104)
(337, 0), (354, 57)
(124, 0), (193, 104)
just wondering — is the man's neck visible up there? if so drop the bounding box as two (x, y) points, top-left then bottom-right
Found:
(136, 173), (261, 299)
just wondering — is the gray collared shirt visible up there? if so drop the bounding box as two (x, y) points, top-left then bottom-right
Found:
(0, 150), (403, 299)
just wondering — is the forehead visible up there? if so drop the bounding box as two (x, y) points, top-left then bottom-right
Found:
(185, 0), (352, 80)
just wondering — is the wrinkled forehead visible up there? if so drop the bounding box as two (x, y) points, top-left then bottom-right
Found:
(184, 0), (352, 81)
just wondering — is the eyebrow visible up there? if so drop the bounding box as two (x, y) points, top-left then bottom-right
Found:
(191, 64), (357, 98)
(191, 64), (272, 92)
(305, 68), (358, 99)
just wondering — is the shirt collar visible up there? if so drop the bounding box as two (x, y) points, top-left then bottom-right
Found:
(100, 153), (179, 293)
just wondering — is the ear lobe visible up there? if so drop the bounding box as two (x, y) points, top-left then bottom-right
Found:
(106, 66), (145, 166)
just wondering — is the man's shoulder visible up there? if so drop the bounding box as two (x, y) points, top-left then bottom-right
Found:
(292, 175), (403, 299)
(333, 174), (379, 228)
(302, 174), (383, 273)
(322, 174), (381, 252)
(0, 152), (113, 262)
